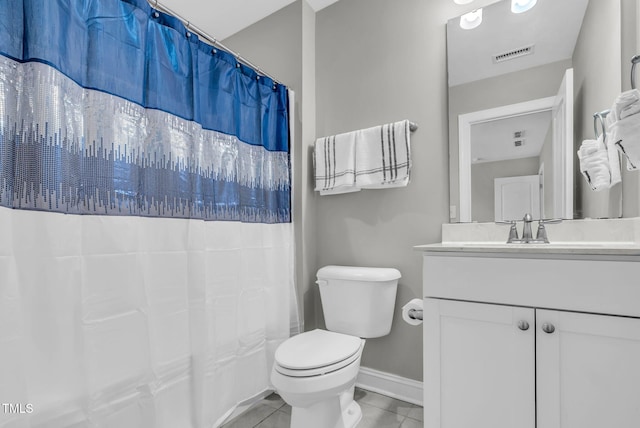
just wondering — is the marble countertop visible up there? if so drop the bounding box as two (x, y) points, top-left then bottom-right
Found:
(416, 218), (640, 256)
(414, 242), (640, 256)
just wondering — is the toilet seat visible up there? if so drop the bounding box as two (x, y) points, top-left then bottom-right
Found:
(274, 329), (364, 377)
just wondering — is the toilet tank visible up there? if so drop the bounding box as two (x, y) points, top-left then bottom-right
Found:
(317, 266), (401, 338)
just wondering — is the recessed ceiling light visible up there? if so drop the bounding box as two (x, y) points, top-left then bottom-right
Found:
(511, 0), (537, 14)
(460, 9), (483, 30)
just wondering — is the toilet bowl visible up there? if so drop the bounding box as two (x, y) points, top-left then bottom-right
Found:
(271, 329), (365, 428)
(270, 266), (401, 428)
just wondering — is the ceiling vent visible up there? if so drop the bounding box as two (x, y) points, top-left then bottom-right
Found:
(493, 45), (535, 63)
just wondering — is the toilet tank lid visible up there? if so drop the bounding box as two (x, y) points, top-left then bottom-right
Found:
(317, 265), (401, 282)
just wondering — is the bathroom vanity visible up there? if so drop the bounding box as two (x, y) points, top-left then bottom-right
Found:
(416, 219), (640, 428)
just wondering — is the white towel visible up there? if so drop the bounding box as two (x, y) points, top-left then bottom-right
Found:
(604, 113), (622, 186)
(319, 187), (361, 196)
(355, 120), (412, 188)
(612, 89), (640, 121)
(609, 111), (640, 171)
(314, 120), (412, 195)
(577, 136), (614, 191)
(358, 176), (410, 189)
(314, 133), (357, 193)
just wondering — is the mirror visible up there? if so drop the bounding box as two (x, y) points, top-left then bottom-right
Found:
(447, 0), (628, 222)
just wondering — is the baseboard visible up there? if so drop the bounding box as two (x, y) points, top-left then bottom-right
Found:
(216, 388), (273, 427)
(356, 366), (423, 406)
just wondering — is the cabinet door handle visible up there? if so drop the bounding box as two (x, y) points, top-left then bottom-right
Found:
(541, 323), (556, 334)
(517, 320), (530, 331)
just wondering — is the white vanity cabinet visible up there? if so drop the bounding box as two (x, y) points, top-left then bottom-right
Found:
(424, 299), (535, 428)
(420, 251), (640, 428)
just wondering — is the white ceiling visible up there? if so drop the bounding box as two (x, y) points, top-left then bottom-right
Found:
(470, 110), (552, 164)
(447, 0), (589, 86)
(159, 0), (340, 40)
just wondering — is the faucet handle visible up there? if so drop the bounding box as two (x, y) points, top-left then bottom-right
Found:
(535, 219), (562, 243)
(496, 220), (519, 243)
(535, 222), (549, 243)
(539, 218), (563, 225)
(522, 213), (533, 222)
(507, 222), (519, 243)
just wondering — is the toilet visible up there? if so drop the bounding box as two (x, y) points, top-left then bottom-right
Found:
(271, 265), (401, 428)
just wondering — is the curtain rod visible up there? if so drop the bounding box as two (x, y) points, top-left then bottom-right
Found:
(148, 0), (284, 86)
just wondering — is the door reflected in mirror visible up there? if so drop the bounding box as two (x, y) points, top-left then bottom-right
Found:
(460, 69), (573, 223)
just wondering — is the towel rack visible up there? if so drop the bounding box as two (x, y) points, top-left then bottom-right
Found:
(409, 121), (418, 132)
(593, 109), (610, 139)
(631, 55), (640, 89)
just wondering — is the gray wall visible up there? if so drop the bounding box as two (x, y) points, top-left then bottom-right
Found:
(471, 157), (540, 223)
(448, 59), (572, 222)
(314, 0), (466, 381)
(573, 0), (622, 219)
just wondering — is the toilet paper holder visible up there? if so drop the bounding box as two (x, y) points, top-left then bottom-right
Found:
(408, 308), (423, 321)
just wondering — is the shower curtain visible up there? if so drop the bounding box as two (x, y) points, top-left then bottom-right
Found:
(0, 1), (299, 427)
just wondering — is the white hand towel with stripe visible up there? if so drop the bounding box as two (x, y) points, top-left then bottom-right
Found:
(577, 136), (614, 191)
(314, 133), (359, 195)
(604, 112), (622, 186)
(609, 114), (640, 171)
(609, 89), (640, 170)
(355, 120), (412, 188)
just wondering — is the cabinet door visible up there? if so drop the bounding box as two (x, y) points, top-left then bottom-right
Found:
(424, 299), (535, 428)
(537, 310), (640, 428)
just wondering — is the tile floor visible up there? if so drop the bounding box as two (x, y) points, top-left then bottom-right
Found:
(220, 388), (423, 428)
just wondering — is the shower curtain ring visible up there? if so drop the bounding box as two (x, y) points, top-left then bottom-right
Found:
(185, 21), (191, 37)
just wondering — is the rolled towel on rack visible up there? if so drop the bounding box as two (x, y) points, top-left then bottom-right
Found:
(314, 133), (358, 194)
(355, 120), (412, 188)
(604, 113), (622, 186)
(612, 89), (640, 121)
(577, 136), (615, 191)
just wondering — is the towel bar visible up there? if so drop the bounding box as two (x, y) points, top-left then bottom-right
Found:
(593, 109), (610, 139)
(631, 54), (640, 90)
(409, 122), (418, 132)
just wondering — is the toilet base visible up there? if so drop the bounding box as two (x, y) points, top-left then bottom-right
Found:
(290, 388), (362, 428)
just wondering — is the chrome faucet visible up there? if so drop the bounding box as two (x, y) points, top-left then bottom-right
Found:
(521, 213), (534, 243)
(499, 214), (562, 244)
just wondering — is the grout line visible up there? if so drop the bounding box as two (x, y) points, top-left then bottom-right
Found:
(254, 407), (289, 428)
(252, 405), (279, 428)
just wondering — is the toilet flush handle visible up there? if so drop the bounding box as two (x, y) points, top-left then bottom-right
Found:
(315, 280), (328, 287)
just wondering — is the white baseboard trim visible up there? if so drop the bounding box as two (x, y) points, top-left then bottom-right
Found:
(356, 366), (423, 406)
(217, 388), (273, 427)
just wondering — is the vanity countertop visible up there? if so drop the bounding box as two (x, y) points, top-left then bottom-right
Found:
(414, 242), (640, 256)
(416, 217), (640, 256)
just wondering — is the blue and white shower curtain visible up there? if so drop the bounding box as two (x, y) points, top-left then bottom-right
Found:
(0, 1), (299, 427)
